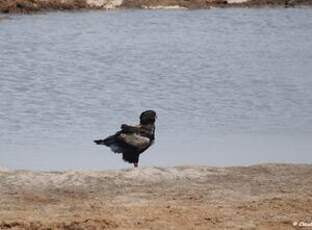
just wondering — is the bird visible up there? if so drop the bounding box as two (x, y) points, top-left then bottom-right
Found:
(94, 110), (157, 168)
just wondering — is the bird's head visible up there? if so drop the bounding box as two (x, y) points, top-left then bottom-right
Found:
(140, 110), (157, 125)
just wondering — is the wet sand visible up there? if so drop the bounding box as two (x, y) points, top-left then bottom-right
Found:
(0, 164), (311, 229)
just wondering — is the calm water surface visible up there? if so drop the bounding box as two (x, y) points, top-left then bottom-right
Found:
(0, 9), (312, 170)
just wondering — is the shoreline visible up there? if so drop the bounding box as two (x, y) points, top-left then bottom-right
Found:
(1, 163), (311, 229)
(0, 0), (311, 14)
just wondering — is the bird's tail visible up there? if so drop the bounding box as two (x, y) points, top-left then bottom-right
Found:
(94, 135), (116, 146)
(94, 135), (123, 153)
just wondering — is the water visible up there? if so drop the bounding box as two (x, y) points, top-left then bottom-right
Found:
(0, 9), (312, 170)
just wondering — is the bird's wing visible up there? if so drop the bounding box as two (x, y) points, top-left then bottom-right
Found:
(120, 124), (141, 134)
(118, 133), (150, 151)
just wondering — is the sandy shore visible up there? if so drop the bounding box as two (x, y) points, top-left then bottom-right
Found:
(0, 164), (311, 229)
(0, 0), (311, 13)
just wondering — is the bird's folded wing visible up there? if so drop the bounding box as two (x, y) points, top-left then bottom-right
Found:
(120, 124), (141, 134)
(118, 133), (150, 150)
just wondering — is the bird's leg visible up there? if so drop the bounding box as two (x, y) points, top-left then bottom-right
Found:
(134, 162), (138, 168)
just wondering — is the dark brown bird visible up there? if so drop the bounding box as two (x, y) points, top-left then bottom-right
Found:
(94, 110), (157, 167)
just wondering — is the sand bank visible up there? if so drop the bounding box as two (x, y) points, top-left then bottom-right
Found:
(0, 0), (311, 13)
(0, 164), (311, 229)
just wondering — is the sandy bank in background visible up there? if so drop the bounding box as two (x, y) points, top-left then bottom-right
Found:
(0, 0), (122, 13)
(0, 164), (311, 229)
(0, 0), (311, 13)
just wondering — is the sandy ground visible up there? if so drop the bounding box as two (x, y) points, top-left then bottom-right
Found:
(0, 164), (312, 229)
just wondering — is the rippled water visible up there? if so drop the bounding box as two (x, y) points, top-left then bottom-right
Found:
(0, 9), (312, 170)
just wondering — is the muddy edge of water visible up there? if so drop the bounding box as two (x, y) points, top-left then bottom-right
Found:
(0, 164), (312, 229)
